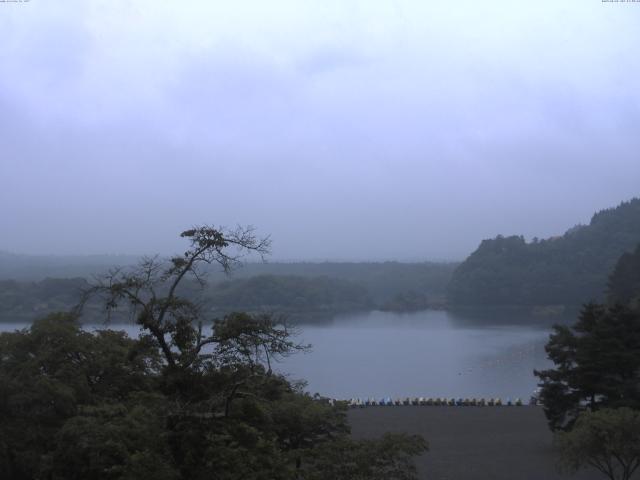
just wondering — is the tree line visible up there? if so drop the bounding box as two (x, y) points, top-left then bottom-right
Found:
(0, 226), (427, 479)
(535, 242), (640, 480)
(0, 264), (457, 323)
(448, 198), (640, 307)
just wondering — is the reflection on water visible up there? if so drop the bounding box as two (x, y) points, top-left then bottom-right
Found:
(0, 309), (566, 399)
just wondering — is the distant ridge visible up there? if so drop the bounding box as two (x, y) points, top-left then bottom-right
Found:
(447, 198), (640, 306)
(0, 252), (141, 281)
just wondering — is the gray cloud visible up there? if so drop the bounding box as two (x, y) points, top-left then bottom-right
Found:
(1, 0), (639, 261)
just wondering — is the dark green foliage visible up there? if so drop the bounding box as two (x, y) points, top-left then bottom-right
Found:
(380, 290), (443, 312)
(0, 313), (162, 480)
(448, 198), (640, 306)
(51, 400), (179, 480)
(0, 262), (457, 323)
(556, 408), (640, 480)
(302, 433), (428, 480)
(608, 243), (640, 311)
(1, 226), (427, 479)
(206, 274), (373, 318)
(534, 303), (640, 431)
(0, 313), (426, 479)
(0, 277), (89, 321)
(0, 254), (457, 303)
(208, 261), (457, 304)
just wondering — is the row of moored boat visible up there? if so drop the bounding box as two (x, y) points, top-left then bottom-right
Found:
(339, 397), (530, 407)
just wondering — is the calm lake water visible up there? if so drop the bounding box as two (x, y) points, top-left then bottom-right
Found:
(0, 309), (561, 400)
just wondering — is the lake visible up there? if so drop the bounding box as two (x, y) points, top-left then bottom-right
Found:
(0, 309), (561, 400)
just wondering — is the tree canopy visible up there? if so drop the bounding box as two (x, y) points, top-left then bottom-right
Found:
(535, 243), (640, 432)
(206, 274), (373, 319)
(0, 262), (457, 324)
(608, 243), (640, 312)
(0, 225), (427, 479)
(556, 408), (640, 480)
(448, 198), (640, 306)
(534, 303), (640, 431)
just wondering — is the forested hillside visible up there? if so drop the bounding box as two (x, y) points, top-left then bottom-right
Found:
(0, 254), (457, 301)
(205, 275), (373, 318)
(608, 242), (640, 310)
(447, 198), (640, 306)
(209, 261), (457, 304)
(0, 261), (456, 322)
(0, 278), (89, 322)
(0, 275), (371, 323)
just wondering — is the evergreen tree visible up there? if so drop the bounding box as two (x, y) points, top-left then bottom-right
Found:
(535, 303), (640, 431)
(608, 243), (640, 311)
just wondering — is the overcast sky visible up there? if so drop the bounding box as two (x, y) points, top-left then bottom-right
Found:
(1, 0), (639, 261)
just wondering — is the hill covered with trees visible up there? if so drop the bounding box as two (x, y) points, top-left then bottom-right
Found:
(0, 255), (456, 305)
(0, 262), (457, 323)
(447, 198), (640, 307)
(211, 262), (456, 305)
(205, 274), (373, 319)
(0, 278), (90, 322)
(608, 242), (640, 311)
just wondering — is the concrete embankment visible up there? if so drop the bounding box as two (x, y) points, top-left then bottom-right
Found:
(348, 406), (603, 480)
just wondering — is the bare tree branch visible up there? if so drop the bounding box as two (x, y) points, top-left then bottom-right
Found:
(78, 225), (285, 372)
